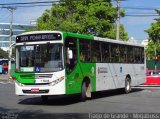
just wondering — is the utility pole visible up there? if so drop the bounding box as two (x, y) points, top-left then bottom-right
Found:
(2, 6), (16, 79)
(155, 47), (157, 70)
(116, 0), (120, 40)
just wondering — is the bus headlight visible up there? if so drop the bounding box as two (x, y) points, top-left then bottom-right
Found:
(49, 76), (64, 86)
(16, 81), (25, 86)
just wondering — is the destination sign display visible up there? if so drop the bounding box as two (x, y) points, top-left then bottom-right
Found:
(16, 33), (62, 43)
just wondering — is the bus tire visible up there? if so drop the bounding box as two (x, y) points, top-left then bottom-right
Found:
(81, 81), (92, 102)
(41, 95), (48, 102)
(125, 77), (131, 94)
(81, 81), (87, 102)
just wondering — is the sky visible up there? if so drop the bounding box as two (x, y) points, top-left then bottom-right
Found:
(113, 0), (160, 42)
(0, 0), (160, 42)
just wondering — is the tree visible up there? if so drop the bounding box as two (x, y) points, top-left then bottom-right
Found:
(36, 0), (128, 40)
(145, 10), (160, 59)
(0, 48), (8, 59)
(146, 40), (155, 60)
(145, 17), (160, 42)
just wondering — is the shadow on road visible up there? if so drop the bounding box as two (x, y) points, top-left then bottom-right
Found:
(17, 112), (87, 119)
(18, 94), (81, 106)
(18, 88), (143, 106)
(91, 88), (143, 100)
(0, 106), (87, 119)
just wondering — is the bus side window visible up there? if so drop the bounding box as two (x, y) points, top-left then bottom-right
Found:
(102, 43), (110, 62)
(111, 44), (120, 63)
(127, 46), (134, 63)
(119, 45), (127, 63)
(80, 52), (85, 62)
(91, 41), (101, 62)
(79, 39), (91, 62)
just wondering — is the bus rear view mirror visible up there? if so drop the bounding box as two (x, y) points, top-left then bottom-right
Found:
(67, 48), (73, 59)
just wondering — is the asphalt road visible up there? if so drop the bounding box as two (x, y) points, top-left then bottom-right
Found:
(0, 82), (160, 119)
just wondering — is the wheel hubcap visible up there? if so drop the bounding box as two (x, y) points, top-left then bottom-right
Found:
(126, 81), (130, 91)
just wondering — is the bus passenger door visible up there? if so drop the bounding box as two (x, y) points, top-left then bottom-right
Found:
(65, 37), (82, 94)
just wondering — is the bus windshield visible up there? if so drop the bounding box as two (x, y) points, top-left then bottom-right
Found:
(16, 43), (63, 72)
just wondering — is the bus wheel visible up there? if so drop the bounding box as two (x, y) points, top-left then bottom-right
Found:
(41, 95), (48, 102)
(125, 77), (131, 94)
(86, 83), (92, 98)
(81, 81), (91, 102)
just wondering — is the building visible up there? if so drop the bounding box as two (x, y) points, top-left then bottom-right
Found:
(128, 37), (138, 44)
(0, 23), (35, 51)
(141, 39), (148, 48)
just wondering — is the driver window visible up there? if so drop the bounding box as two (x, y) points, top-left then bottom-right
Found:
(65, 37), (77, 74)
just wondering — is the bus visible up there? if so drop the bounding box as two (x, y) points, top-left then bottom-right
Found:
(15, 31), (146, 101)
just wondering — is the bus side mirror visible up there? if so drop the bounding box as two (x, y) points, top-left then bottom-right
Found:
(67, 48), (73, 59)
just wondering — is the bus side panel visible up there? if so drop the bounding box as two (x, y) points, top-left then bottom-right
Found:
(131, 64), (146, 86)
(96, 63), (146, 91)
(80, 63), (96, 92)
(96, 63), (124, 91)
(65, 63), (84, 94)
(65, 63), (96, 94)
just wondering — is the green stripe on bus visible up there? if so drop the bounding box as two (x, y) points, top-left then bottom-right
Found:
(15, 72), (35, 84)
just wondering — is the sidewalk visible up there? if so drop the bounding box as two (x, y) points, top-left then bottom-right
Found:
(0, 74), (14, 82)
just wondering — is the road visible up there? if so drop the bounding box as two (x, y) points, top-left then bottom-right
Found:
(0, 82), (160, 119)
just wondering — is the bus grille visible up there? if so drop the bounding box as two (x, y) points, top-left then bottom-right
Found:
(19, 74), (53, 79)
(35, 74), (53, 79)
(23, 90), (49, 94)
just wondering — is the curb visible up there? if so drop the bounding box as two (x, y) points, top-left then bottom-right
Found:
(139, 85), (160, 87)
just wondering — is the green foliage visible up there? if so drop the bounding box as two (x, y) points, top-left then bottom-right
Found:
(36, 0), (128, 41)
(0, 48), (8, 59)
(145, 10), (160, 59)
(146, 40), (155, 60)
(0, 48), (15, 59)
(146, 40), (160, 60)
(106, 25), (128, 41)
(145, 17), (160, 42)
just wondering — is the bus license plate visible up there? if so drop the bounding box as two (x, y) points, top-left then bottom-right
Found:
(31, 88), (39, 92)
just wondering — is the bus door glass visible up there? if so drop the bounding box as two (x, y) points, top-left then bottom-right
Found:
(65, 37), (77, 74)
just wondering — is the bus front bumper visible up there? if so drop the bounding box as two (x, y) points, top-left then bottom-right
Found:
(15, 80), (65, 96)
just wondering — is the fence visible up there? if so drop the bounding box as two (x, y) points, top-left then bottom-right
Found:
(147, 60), (160, 70)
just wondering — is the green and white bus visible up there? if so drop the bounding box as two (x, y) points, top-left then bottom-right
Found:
(15, 31), (146, 101)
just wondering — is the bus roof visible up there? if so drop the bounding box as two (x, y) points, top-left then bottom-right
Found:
(94, 37), (144, 47)
(17, 30), (144, 47)
(17, 31), (62, 36)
